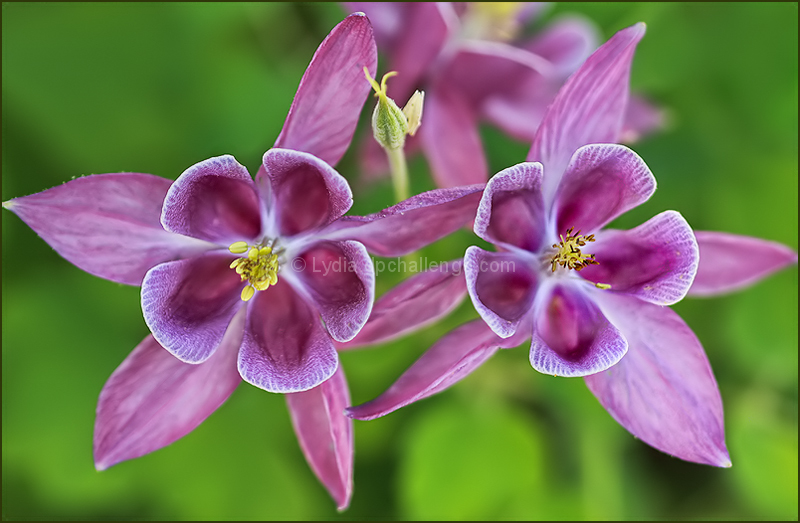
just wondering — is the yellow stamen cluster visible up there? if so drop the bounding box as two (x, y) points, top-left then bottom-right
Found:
(550, 227), (599, 272)
(229, 242), (279, 302)
(463, 2), (525, 41)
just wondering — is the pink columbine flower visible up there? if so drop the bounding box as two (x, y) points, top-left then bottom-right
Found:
(2, 14), (484, 510)
(345, 2), (665, 188)
(345, 22), (797, 468)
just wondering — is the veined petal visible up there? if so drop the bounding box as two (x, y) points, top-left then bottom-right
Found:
(262, 148), (353, 238)
(346, 319), (526, 421)
(343, 3), (408, 50)
(320, 184), (484, 257)
(474, 161), (546, 252)
(337, 259), (467, 350)
(420, 87), (488, 188)
(530, 284), (627, 377)
(141, 252), (246, 363)
(161, 155), (261, 245)
(94, 315), (243, 470)
(688, 231), (798, 296)
(528, 23), (646, 199)
(286, 366), (353, 512)
(587, 292), (731, 467)
(555, 143), (656, 233)
(580, 211), (699, 305)
(3, 173), (214, 286)
(522, 15), (600, 79)
(287, 240), (374, 343)
(274, 13), (377, 166)
(465, 247), (537, 339)
(238, 280), (338, 393)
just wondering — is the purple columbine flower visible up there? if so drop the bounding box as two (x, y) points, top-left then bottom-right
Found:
(345, 22), (797, 468)
(345, 2), (665, 188)
(2, 13), (485, 510)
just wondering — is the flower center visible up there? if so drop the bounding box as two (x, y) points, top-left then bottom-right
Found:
(550, 227), (599, 273)
(461, 2), (525, 42)
(228, 241), (280, 302)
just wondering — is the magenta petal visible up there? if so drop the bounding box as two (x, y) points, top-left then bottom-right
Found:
(442, 40), (552, 113)
(3, 173), (213, 285)
(580, 211), (699, 305)
(465, 247), (537, 339)
(528, 23), (646, 194)
(474, 161), (546, 252)
(688, 231), (798, 296)
(238, 280), (338, 393)
(322, 184), (484, 257)
(288, 240), (374, 343)
(378, 2), (452, 103)
(555, 144), (656, 233)
(94, 320), (243, 470)
(346, 319), (524, 420)
(586, 292), (731, 467)
(620, 95), (667, 143)
(338, 259), (467, 350)
(286, 366), (353, 511)
(274, 13), (377, 166)
(262, 148), (353, 238)
(420, 88), (488, 188)
(344, 3), (408, 49)
(141, 252), (245, 363)
(530, 284), (627, 377)
(522, 15), (600, 78)
(161, 155), (262, 245)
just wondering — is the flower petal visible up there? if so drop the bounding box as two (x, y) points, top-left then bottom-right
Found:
(375, 2), (453, 103)
(286, 366), (353, 511)
(3, 173), (213, 285)
(343, 3), (408, 49)
(286, 240), (374, 343)
(441, 40), (553, 141)
(620, 95), (667, 143)
(555, 143), (656, 233)
(346, 319), (526, 420)
(474, 161), (546, 252)
(321, 184), (485, 257)
(688, 231), (798, 296)
(580, 211), (699, 305)
(529, 284), (627, 377)
(337, 259), (467, 350)
(161, 155), (262, 245)
(273, 13), (377, 166)
(465, 246), (537, 339)
(521, 15), (600, 78)
(94, 314), (243, 470)
(528, 23), (646, 198)
(586, 292), (731, 467)
(261, 148), (353, 238)
(238, 280), (338, 393)
(420, 87), (488, 188)
(141, 252), (245, 363)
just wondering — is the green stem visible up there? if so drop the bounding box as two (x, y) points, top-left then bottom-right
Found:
(386, 145), (409, 203)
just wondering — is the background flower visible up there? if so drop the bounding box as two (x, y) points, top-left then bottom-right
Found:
(2, 3), (796, 520)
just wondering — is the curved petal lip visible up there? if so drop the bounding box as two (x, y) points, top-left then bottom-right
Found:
(237, 280), (338, 393)
(464, 246), (537, 339)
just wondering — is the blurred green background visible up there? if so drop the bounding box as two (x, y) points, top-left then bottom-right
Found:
(2, 2), (797, 520)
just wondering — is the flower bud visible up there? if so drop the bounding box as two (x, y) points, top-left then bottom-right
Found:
(364, 68), (424, 150)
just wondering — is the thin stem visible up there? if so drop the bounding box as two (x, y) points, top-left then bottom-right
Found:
(386, 145), (409, 203)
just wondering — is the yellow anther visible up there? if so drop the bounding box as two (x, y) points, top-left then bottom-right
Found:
(229, 241), (280, 301)
(594, 283), (612, 290)
(228, 241), (249, 254)
(462, 2), (525, 41)
(550, 227), (600, 272)
(241, 285), (255, 302)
